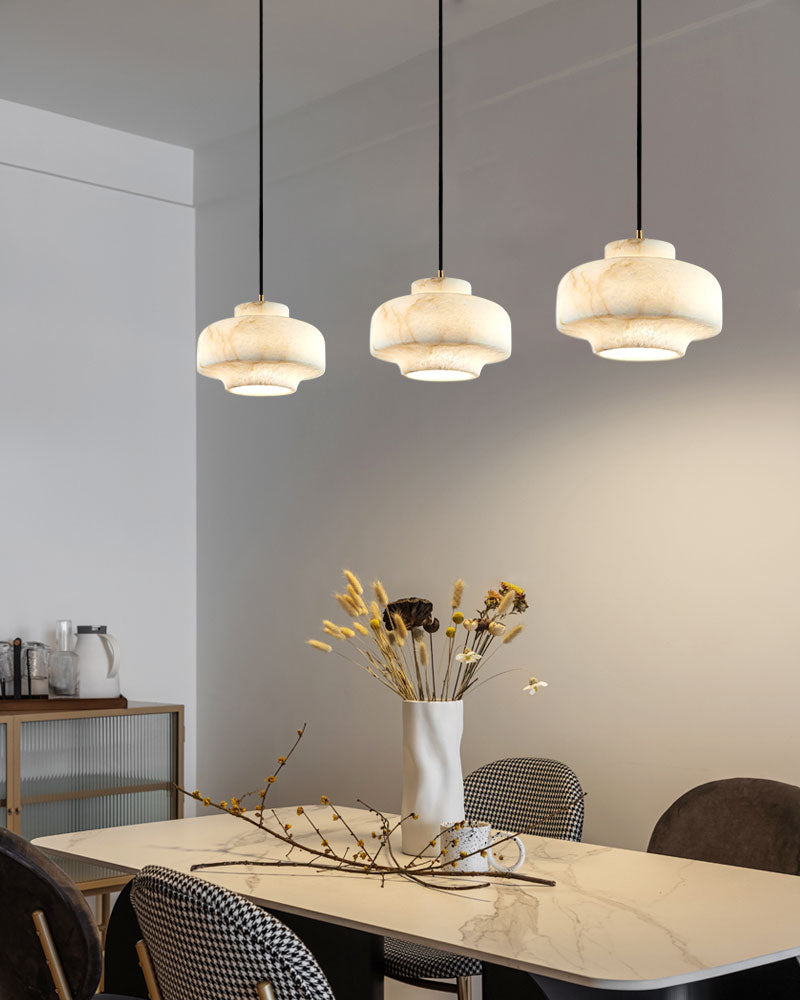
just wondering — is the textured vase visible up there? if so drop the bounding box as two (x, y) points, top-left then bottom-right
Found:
(401, 700), (465, 857)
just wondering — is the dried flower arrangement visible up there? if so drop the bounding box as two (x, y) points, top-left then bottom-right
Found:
(307, 570), (543, 701)
(180, 725), (580, 891)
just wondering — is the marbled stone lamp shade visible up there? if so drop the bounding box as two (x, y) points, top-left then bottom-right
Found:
(370, 275), (512, 381)
(556, 237), (722, 360)
(197, 299), (325, 395)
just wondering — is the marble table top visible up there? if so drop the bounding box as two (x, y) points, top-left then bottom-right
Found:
(35, 806), (800, 992)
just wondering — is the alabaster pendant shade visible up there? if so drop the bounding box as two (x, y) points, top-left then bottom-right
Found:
(370, 275), (511, 381)
(197, 299), (325, 395)
(556, 237), (722, 361)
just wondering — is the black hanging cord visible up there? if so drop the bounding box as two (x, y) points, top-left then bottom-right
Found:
(636, 0), (642, 237)
(258, 0), (265, 299)
(438, 0), (444, 276)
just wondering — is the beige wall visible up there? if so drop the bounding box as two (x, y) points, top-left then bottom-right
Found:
(195, 0), (800, 850)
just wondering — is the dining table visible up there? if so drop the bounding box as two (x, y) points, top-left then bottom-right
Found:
(34, 805), (800, 999)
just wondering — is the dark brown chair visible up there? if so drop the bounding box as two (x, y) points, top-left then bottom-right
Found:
(648, 776), (800, 873)
(647, 777), (800, 1000)
(0, 826), (129, 1000)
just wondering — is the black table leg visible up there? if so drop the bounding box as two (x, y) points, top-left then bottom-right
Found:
(269, 907), (384, 1000)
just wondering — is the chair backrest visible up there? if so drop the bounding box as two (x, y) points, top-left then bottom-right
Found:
(130, 866), (335, 1000)
(0, 827), (102, 1000)
(648, 777), (800, 874)
(464, 757), (584, 842)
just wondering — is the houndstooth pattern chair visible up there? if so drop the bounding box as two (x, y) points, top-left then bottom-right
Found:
(384, 758), (584, 999)
(130, 866), (335, 1000)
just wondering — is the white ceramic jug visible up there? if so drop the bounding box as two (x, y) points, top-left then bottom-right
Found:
(74, 626), (120, 698)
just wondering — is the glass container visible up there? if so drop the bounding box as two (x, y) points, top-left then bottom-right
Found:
(48, 649), (79, 698)
(24, 642), (50, 697)
(0, 642), (12, 698)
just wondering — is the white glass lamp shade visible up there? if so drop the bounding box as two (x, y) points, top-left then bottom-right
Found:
(370, 275), (511, 381)
(197, 299), (325, 395)
(556, 238), (722, 361)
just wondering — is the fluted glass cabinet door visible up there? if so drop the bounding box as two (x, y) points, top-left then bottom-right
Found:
(19, 711), (179, 840)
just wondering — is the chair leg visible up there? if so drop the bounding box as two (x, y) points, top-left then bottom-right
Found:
(136, 939), (164, 1000)
(32, 910), (74, 1000)
(457, 976), (473, 1000)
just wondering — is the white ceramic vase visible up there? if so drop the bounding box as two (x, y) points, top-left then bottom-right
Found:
(401, 700), (465, 857)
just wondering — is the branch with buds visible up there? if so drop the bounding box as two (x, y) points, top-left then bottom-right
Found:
(180, 726), (584, 892)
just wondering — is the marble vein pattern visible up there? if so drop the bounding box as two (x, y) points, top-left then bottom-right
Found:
(35, 806), (800, 991)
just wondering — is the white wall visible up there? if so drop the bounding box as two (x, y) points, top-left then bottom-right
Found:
(195, 0), (800, 851)
(0, 100), (197, 790)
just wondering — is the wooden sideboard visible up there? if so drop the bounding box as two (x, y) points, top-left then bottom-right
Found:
(0, 701), (184, 839)
(0, 701), (184, 934)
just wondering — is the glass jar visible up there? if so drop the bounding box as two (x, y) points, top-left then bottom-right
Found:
(24, 641), (50, 697)
(48, 649), (79, 698)
(0, 641), (12, 697)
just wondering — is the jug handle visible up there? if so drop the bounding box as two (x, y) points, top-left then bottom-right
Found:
(101, 633), (121, 678)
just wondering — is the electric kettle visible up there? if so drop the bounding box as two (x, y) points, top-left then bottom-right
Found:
(74, 625), (120, 698)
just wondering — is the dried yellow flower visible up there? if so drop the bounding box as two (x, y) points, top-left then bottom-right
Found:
(192, 789), (200, 798)
(445, 626), (456, 638)
(335, 592), (359, 617)
(296, 806), (304, 815)
(392, 613), (408, 643)
(267, 776), (277, 783)
(451, 578), (464, 609)
(284, 823), (292, 831)
(503, 624), (524, 644)
(452, 611), (464, 624)
(343, 570), (363, 595)
(460, 851), (468, 858)
(346, 585), (368, 615)
(307, 639), (333, 653)
(202, 797), (210, 806)
(411, 812), (419, 820)
(277, 756), (286, 764)
(220, 801), (228, 809)
(497, 589), (515, 616)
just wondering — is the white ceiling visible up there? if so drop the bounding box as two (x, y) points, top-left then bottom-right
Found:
(0, 0), (555, 149)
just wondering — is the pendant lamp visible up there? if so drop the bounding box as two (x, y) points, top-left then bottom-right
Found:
(370, 0), (511, 381)
(197, 1), (325, 396)
(556, 0), (722, 361)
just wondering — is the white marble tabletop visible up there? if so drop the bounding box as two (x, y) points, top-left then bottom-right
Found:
(35, 806), (800, 992)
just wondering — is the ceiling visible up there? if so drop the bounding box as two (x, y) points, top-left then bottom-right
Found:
(0, 0), (555, 149)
